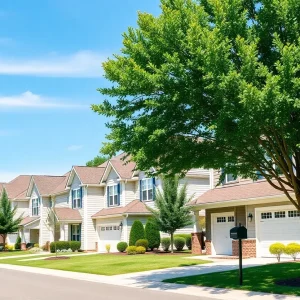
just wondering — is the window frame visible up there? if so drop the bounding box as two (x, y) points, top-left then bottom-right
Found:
(72, 188), (82, 209)
(31, 198), (40, 216)
(107, 184), (119, 207)
(71, 224), (81, 241)
(141, 178), (154, 201)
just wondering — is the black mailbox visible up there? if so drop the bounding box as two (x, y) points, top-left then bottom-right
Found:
(230, 225), (247, 240)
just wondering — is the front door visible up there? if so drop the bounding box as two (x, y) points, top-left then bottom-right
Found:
(212, 212), (235, 255)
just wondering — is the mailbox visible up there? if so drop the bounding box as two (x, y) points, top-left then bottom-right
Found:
(230, 225), (247, 240)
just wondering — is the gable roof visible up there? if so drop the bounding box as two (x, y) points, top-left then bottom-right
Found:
(73, 166), (106, 184)
(92, 200), (151, 218)
(20, 216), (40, 226)
(109, 153), (136, 179)
(54, 208), (82, 222)
(51, 172), (70, 195)
(191, 180), (286, 207)
(30, 175), (67, 197)
(4, 175), (32, 200)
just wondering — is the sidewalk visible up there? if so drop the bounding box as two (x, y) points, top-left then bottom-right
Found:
(0, 257), (298, 300)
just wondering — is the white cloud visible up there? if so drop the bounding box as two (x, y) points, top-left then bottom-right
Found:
(67, 145), (83, 151)
(0, 50), (105, 77)
(0, 91), (87, 109)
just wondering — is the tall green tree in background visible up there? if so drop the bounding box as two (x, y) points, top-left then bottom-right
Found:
(0, 189), (23, 247)
(86, 155), (108, 167)
(93, 0), (300, 210)
(148, 175), (193, 253)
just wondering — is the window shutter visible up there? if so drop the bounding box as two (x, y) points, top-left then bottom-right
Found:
(139, 180), (142, 201)
(152, 177), (156, 201)
(107, 187), (109, 207)
(117, 183), (121, 206)
(80, 187), (83, 208)
(70, 225), (73, 241)
(221, 169), (225, 185)
(71, 190), (75, 208)
(79, 224), (82, 242)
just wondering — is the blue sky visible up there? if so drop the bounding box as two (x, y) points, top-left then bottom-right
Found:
(0, 0), (161, 182)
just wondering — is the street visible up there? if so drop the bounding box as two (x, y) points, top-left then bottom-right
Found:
(0, 269), (214, 300)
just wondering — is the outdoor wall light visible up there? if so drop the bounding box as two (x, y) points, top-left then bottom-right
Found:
(247, 213), (253, 222)
(119, 221), (123, 231)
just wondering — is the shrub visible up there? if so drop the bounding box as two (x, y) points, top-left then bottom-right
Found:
(284, 243), (300, 261)
(126, 246), (137, 255)
(129, 220), (145, 246)
(161, 237), (171, 252)
(29, 247), (41, 253)
(0, 246), (4, 252)
(26, 243), (34, 249)
(136, 246), (146, 254)
(269, 242), (285, 262)
(69, 241), (81, 252)
(34, 243), (39, 248)
(174, 237), (185, 251)
(174, 234), (192, 250)
(117, 242), (128, 253)
(50, 241), (71, 253)
(145, 219), (161, 250)
(135, 239), (149, 250)
(5, 244), (14, 251)
(15, 236), (21, 250)
(106, 244), (111, 253)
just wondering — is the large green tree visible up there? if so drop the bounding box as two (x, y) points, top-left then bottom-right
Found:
(86, 155), (108, 167)
(0, 189), (23, 246)
(93, 0), (300, 209)
(148, 175), (193, 253)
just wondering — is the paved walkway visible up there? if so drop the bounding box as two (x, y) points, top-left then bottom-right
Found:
(0, 256), (298, 300)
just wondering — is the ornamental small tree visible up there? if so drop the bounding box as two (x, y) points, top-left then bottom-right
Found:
(0, 189), (23, 247)
(145, 219), (161, 251)
(129, 220), (145, 246)
(148, 175), (193, 253)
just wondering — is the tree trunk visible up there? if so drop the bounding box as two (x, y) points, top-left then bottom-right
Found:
(170, 233), (174, 253)
(3, 234), (7, 249)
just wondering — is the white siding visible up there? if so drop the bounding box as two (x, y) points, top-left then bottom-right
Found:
(104, 168), (121, 208)
(86, 186), (104, 250)
(179, 177), (210, 202)
(40, 197), (52, 246)
(55, 192), (69, 208)
(186, 168), (210, 177)
(12, 201), (29, 219)
(124, 182), (136, 206)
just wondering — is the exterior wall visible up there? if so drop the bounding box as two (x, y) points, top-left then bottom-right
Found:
(179, 177), (210, 202)
(12, 201), (29, 219)
(40, 196), (52, 246)
(232, 239), (256, 258)
(55, 192), (69, 208)
(104, 168), (121, 208)
(86, 186), (104, 250)
(205, 240), (212, 255)
(191, 232), (204, 254)
(124, 181), (136, 206)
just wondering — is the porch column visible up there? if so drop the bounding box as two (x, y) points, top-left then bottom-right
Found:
(192, 211), (203, 254)
(20, 228), (26, 250)
(60, 223), (65, 241)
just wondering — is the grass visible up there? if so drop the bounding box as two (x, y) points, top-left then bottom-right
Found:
(0, 253), (210, 276)
(163, 262), (300, 296)
(0, 251), (32, 257)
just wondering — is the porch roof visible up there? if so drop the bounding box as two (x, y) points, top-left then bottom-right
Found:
(20, 216), (40, 227)
(191, 180), (286, 207)
(54, 208), (82, 222)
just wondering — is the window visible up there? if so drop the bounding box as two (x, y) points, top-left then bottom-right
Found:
(72, 188), (82, 209)
(261, 212), (272, 219)
(217, 217), (226, 223)
(101, 227), (106, 231)
(32, 198), (40, 216)
(228, 216), (235, 222)
(71, 225), (81, 241)
(107, 185), (119, 206)
(275, 211), (285, 218)
(141, 178), (154, 201)
(288, 210), (300, 218)
(105, 226), (113, 231)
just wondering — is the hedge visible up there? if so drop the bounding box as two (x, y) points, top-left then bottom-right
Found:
(129, 220), (145, 246)
(15, 236), (21, 250)
(174, 237), (185, 251)
(161, 237), (171, 252)
(117, 242), (128, 252)
(145, 219), (161, 250)
(135, 239), (149, 250)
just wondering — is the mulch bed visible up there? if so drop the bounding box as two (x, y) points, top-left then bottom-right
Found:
(44, 256), (71, 260)
(102, 250), (193, 256)
(276, 278), (300, 287)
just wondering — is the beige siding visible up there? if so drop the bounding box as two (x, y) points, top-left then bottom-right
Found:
(86, 186), (104, 250)
(13, 201), (29, 219)
(55, 192), (69, 208)
(186, 168), (210, 177)
(124, 181), (136, 206)
(179, 177), (210, 202)
(40, 197), (52, 246)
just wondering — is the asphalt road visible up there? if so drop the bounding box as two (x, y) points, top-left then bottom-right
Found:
(0, 269), (214, 300)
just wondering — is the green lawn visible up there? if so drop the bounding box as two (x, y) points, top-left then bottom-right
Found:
(0, 254), (210, 276)
(0, 251), (32, 257)
(164, 263), (300, 296)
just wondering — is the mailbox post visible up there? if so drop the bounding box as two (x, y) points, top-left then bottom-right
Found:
(230, 223), (247, 285)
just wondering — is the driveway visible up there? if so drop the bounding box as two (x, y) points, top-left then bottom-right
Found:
(0, 268), (213, 300)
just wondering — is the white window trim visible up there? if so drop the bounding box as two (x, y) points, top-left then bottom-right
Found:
(108, 184), (119, 207)
(31, 198), (40, 216)
(141, 178), (154, 201)
(225, 173), (237, 184)
(72, 188), (82, 209)
(71, 224), (81, 241)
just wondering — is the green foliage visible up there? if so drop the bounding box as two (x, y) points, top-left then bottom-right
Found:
(117, 242), (128, 252)
(148, 175), (193, 252)
(93, 0), (300, 209)
(269, 243), (285, 262)
(34, 243), (39, 248)
(69, 241), (81, 252)
(175, 234), (192, 250)
(145, 219), (161, 250)
(161, 237), (171, 252)
(0, 189), (23, 245)
(284, 243), (300, 261)
(86, 155), (108, 167)
(15, 236), (21, 250)
(135, 239), (149, 250)
(50, 241), (72, 253)
(5, 244), (14, 251)
(126, 246), (137, 255)
(174, 237), (185, 251)
(105, 244), (111, 253)
(129, 220), (145, 246)
(136, 246), (146, 254)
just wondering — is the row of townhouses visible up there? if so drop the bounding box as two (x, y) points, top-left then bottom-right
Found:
(2, 153), (299, 257)
(1, 153), (212, 253)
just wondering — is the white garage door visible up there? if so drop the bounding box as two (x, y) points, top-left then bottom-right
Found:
(98, 225), (122, 253)
(212, 212), (235, 255)
(256, 205), (300, 257)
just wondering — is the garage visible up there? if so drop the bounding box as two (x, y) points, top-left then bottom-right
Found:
(98, 224), (122, 253)
(256, 205), (300, 257)
(211, 212), (235, 255)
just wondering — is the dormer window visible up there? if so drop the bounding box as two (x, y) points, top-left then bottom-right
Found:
(107, 184), (120, 207)
(140, 178), (155, 201)
(32, 198), (40, 216)
(225, 173), (236, 183)
(72, 188), (82, 209)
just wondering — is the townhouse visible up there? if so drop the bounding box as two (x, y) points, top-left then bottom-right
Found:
(190, 171), (300, 258)
(2, 153), (212, 252)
